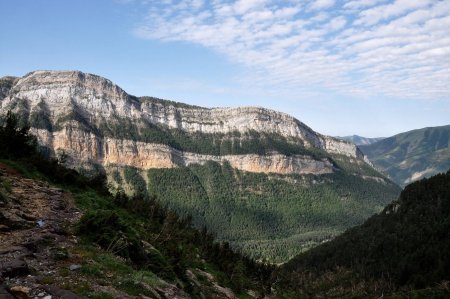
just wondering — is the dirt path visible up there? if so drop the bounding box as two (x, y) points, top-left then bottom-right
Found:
(0, 163), (82, 298)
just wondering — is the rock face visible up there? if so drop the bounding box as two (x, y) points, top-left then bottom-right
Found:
(0, 70), (368, 175)
(32, 128), (334, 175)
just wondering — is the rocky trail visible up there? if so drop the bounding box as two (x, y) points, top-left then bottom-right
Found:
(0, 163), (242, 299)
(0, 162), (82, 298)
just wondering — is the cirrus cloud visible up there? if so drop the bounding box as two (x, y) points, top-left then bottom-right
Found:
(133, 0), (450, 100)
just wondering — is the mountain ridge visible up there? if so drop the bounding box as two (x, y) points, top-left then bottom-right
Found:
(338, 135), (385, 146)
(0, 70), (371, 176)
(0, 70), (400, 261)
(360, 125), (450, 186)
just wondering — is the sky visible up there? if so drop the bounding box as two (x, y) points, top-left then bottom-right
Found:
(1, 0), (449, 137)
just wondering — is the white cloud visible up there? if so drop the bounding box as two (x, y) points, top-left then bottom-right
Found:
(233, 0), (267, 14)
(343, 0), (388, 10)
(133, 0), (450, 100)
(355, 0), (433, 26)
(310, 0), (336, 11)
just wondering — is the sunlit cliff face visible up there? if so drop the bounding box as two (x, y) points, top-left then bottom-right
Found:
(2, 70), (367, 175)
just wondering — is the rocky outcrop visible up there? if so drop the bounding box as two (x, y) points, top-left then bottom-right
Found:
(321, 136), (365, 160)
(33, 128), (334, 175)
(1, 70), (369, 175)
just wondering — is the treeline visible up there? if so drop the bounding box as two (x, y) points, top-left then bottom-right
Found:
(278, 169), (450, 297)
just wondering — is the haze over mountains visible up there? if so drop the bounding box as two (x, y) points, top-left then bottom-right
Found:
(338, 135), (384, 146)
(360, 125), (450, 187)
(0, 70), (400, 262)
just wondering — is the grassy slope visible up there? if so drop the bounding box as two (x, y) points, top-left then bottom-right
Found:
(360, 125), (450, 186)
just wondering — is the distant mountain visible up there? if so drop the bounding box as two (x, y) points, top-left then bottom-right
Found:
(0, 70), (400, 262)
(279, 169), (450, 298)
(360, 125), (450, 187)
(337, 135), (385, 146)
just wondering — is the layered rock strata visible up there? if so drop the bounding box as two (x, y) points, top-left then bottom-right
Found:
(1, 70), (368, 175)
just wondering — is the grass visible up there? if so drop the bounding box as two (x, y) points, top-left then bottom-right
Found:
(1, 179), (12, 193)
(89, 293), (115, 299)
(0, 159), (42, 179)
(71, 244), (163, 297)
(0, 190), (7, 204)
(72, 189), (114, 211)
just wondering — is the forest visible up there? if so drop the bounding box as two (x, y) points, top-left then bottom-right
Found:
(278, 169), (450, 297)
(108, 160), (400, 262)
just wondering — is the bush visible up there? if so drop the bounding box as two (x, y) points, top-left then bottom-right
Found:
(77, 209), (175, 279)
(0, 111), (37, 159)
(77, 210), (141, 258)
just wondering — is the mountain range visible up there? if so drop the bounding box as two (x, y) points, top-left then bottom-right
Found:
(337, 135), (384, 146)
(0, 70), (400, 262)
(360, 125), (450, 187)
(1, 113), (448, 298)
(1, 70), (449, 298)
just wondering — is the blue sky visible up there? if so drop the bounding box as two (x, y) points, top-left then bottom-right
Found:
(1, 0), (449, 137)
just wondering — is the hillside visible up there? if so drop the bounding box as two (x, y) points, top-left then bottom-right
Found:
(338, 135), (384, 146)
(0, 70), (401, 262)
(0, 112), (273, 298)
(278, 169), (450, 298)
(360, 125), (450, 186)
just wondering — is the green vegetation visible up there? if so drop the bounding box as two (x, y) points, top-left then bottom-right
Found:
(95, 113), (322, 157)
(0, 111), (273, 298)
(47, 105), (331, 157)
(73, 188), (273, 297)
(0, 110), (37, 159)
(278, 170), (450, 298)
(1, 110), (448, 298)
(2, 106), (401, 263)
(148, 160), (400, 262)
(139, 95), (205, 109)
(360, 125), (450, 186)
(1, 98), (30, 128)
(123, 166), (148, 196)
(111, 168), (122, 184)
(29, 100), (53, 131)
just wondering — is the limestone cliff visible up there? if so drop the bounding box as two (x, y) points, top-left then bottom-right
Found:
(1, 70), (368, 176)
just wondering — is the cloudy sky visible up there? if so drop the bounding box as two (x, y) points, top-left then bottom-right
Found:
(1, 0), (449, 137)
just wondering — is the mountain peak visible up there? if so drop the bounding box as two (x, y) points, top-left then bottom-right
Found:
(1, 70), (367, 161)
